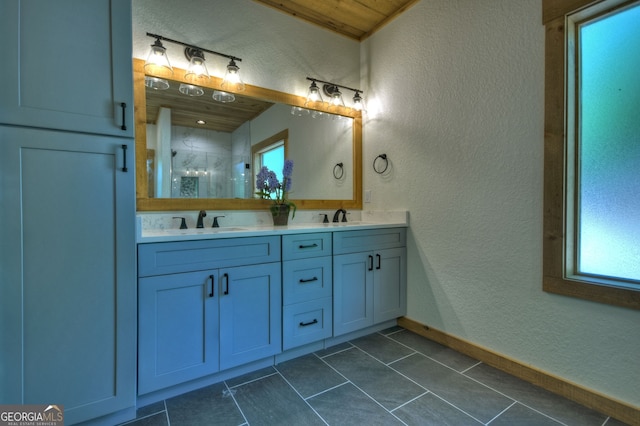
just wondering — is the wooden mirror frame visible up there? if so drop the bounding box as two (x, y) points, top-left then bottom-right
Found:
(133, 59), (362, 211)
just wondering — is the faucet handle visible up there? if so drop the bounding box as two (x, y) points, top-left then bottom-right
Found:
(342, 211), (349, 222)
(320, 214), (329, 223)
(173, 217), (188, 229)
(212, 216), (225, 228)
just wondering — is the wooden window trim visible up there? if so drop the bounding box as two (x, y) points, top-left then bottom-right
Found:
(542, 0), (640, 309)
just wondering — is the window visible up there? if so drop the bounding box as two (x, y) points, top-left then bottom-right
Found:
(543, 0), (640, 309)
(251, 129), (288, 199)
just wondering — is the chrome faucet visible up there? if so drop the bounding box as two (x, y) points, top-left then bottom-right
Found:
(332, 209), (347, 223)
(196, 210), (207, 228)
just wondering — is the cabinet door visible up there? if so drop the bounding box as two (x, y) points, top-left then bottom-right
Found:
(0, 126), (136, 424)
(219, 263), (282, 370)
(373, 247), (407, 323)
(138, 271), (219, 394)
(333, 252), (374, 336)
(0, 0), (133, 136)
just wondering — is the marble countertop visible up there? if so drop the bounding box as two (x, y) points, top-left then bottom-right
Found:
(137, 210), (408, 243)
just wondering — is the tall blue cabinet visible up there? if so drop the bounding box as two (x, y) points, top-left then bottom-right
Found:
(0, 1), (136, 424)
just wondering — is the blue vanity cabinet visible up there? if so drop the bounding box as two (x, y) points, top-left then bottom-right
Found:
(137, 236), (281, 394)
(333, 228), (407, 336)
(138, 270), (220, 395)
(219, 262), (282, 370)
(282, 233), (333, 350)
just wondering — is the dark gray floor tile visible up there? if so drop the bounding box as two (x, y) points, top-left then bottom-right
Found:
(393, 392), (483, 426)
(392, 353), (513, 423)
(314, 341), (353, 358)
(465, 363), (609, 426)
(351, 332), (415, 364)
(489, 402), (563, 425)
(308, 382), (404, 425)
(324, 347), (425, 410)
(232, 373), (325, 426)
(121, 412), (169, 426)
(390, 330), (479, 372)
(225, 366), (277, 388)
(379, 325), (406, 335)
(275, 353), (347, 398)
(165, 381), (245, 426)
(135, 401), (165, 419)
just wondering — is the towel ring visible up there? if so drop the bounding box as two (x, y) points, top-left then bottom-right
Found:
(333, 162), (344, 179)
(373, 154), (388, 174)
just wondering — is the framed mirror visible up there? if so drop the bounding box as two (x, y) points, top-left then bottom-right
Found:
(134, 59), (362, 211)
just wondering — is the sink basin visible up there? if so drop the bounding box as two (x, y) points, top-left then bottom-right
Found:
(326, 221), (374, 226)
(159, 227), (246, 235)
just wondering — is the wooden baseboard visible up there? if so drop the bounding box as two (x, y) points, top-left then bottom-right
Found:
(397, 317), (639, 426)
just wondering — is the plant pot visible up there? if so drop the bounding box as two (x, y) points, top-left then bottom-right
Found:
(271, 204), (290, 226)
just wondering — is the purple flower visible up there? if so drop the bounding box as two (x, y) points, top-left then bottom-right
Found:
(283, 160), (294, 179)
(267, 170), (279, 192)
(256, 166), (269, 191)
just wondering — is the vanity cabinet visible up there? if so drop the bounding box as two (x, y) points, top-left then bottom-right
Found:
(282, 233), (333, 350)
(137, 237), (282, 394)
(333, 228), (407, 336)
(0, 0), (134, 137)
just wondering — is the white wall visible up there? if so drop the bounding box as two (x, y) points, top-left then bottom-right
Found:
(132, 0), (360, 99)
(361, 0), (639, 408)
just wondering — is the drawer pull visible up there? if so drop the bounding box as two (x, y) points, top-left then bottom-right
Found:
(368, 255), (374, 271)
(209, 274), (215, 297)
(299, 277), (319, 283)
(376, 253), (381, 270)
(299, 319), (318, 327)
(299, 243), (318, 249)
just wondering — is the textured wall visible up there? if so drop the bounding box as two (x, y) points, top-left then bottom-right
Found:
(132, 0), (360, 99)
(361, 0), (639, 408)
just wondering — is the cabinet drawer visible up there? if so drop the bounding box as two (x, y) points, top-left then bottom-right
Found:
(282, 233), (331, 260)
(333, 228), (406, 255)
(283, 257), (332, 304)
(283, 298), (332, 350)
(138, 236), (281, 277)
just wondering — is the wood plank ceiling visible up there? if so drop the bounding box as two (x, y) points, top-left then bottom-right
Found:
(145, 86), (274, 133)
(253, 0), (420, 41)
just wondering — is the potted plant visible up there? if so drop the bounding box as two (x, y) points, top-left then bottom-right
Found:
(255, 159), (296, 225)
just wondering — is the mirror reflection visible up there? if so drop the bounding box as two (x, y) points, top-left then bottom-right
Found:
(133, 58), (362, 212)
(144, 76), (353, 201)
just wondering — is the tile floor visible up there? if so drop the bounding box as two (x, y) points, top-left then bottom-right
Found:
(123, 327), (630, 426)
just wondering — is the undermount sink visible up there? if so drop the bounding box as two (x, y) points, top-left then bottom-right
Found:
(160, 227), (247, 235)
(326, 221), (374, 226)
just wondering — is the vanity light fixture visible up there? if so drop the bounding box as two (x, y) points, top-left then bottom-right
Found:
(352, 91), (365, 111)
(305, 78), (364, 113)
(179, 83), (205, 97)
(304, 80), (323, 108)
(144, 32), (244, 92)
(145, 76), (170, 90)
(184, 48), (210, 82)
(144, 36), (173, 78)
(221, 59), (245, 92)
(212, 90), (235, 103)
